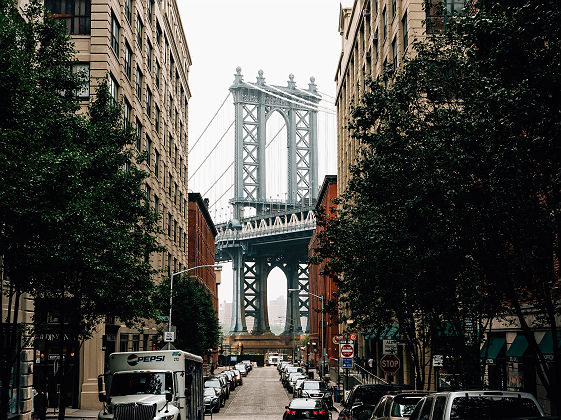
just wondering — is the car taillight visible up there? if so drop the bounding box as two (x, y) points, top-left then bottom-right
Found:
(319, 410), (326, 415)
(285, 409), (296, 415)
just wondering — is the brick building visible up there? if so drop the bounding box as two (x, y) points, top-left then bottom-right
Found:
(308, 175), (339, 367)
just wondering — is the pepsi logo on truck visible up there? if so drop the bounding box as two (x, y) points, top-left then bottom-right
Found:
(126, 354), (165, 366)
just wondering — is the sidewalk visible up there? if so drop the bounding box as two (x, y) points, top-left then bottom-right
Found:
(46, 408), (98, 419)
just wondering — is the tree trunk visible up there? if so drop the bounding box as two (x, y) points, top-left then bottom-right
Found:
(57, 312), (67, 420)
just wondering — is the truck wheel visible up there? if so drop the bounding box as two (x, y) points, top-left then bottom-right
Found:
(220, 397), (225, 407)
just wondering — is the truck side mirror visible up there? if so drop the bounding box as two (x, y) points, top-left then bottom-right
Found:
(98, 393), (106, 403)
(166, 392), (173, 402)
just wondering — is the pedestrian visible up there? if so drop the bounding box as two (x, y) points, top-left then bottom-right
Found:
(33, 388), (47, 420)
(368, 357), (374, 374)
(361, 359), (367, 380)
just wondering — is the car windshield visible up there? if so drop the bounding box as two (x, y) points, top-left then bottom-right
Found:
(110, 372), (172, 396)
(205, 379), (221, 388)
(287, 367), (301, 373)
(204, 388), (217, 397)
(303, 382), (328, 391)
(391, 396), (424, 417)
(354, 388), (385, 405)
(450, 396), (541, 419)
(235, 364), (246, 371)
(290, 399), (324, 409)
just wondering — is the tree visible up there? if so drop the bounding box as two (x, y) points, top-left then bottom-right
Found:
(0, 1), (162, 418)
(154, 275), (220, 357)
(315, 0), (560, 403)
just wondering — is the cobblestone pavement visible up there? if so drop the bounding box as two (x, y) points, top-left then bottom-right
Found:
(208, 365), (290, 420)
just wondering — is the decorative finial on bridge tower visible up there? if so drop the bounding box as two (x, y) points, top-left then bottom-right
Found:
(256, 69), (265, 85)
(308, 76), (318, 93)
(234, 67), (244, 85)
(287, 73), (296, 89)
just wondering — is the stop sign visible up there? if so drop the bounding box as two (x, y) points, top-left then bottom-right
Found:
(341, 343), (354, 358)
(380, 354), (400, 376)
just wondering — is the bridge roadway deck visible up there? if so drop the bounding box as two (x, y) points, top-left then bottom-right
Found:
(214, 365), (290, 420)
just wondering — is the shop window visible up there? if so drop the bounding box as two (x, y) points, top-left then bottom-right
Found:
(119, 333), (129, 352)
(45, 0), (91, 35)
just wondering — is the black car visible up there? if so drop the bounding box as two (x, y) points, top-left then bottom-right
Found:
(299, 380), (334, 410)
(204, 387), (221, 413)
(223, 370), (237, 390)
(338, 384), (406, 420)
(284, 398), (330, 420)
(231, 369), (243, 386)
(204, 377), (227, 406)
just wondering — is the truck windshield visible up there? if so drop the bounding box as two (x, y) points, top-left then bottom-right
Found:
(110, 372), (173, 396)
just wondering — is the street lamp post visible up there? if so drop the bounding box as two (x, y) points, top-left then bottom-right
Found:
(288, 288), (325, 378)
(168, 264), (222, 339)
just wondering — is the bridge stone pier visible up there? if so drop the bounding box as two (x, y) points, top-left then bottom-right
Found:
(215, 68), (321, 342)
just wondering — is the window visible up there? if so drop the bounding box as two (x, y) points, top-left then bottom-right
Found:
(119, 333), (129, 352)
(155, 105), (160, 133)
(168, 133), (172, 157)
(124, 0), (132, 24)
(175, 109), (178, 131)
(124, 98), (132, 128)
(124, 41), (132, 80)
(179, 192), (182, 212)
(109, 73), (118, 106)
(426, 0), (464, 34)
(392, 36), (397, 69)
(169, 94), (173, 118)
(136, 13), (143, 50)
(147, 0), (154, 23)
(155, 61), (161, 88)
(72, 63), (89, 99)
(145, 184), (151, 205)
(154, 194), (159, 213)
(392, 0), (396, 20)
(167, 213), (172, 237)
(173, 220), (177, 243)
(110, 12), (119, 56)
(174, 182), (177, 204)
(146, 40), (153, 72)
(135, 119), (142, 150)
(167, 253), (171, 276)
(382, 7), (387, 39)
(174, 146), (178, 167)
(374, 29), (378, 60)
(45, 0), (91, 35)
(179, 227), (182, 248)
(183, 233), (186, 251)
(135, 66), (142, 98)
(168, 173), (172, 196)
(146, 86), (152, 117)
(431, 396), (447, 420)
(156, 22), (162, 46)
(146, 136), (152, 166)
(155, 150), (160, 176)
(402, 12), (408, 50)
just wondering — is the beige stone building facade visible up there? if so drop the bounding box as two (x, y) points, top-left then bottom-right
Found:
(336, 0), (428, 198)
(36, 0), (192, 410)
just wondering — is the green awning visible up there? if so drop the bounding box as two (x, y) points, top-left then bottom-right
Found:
(538, 331), (561, 355)
(384, 324), (399, 339)
(506, 335), (528, 359)
(436, 321), (462, 337)
(365, 324), (399, 340)
(480, 336), (506, 360)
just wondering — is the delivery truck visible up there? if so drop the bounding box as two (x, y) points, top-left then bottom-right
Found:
(97, 350), (204, 420)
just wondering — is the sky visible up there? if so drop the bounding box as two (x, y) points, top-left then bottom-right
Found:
(178, 1), (345, 312)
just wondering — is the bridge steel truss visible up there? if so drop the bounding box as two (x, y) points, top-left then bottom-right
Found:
(216, 68), (321, 335)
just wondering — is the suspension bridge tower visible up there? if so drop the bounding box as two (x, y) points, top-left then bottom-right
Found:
(216, 68), (321, 352)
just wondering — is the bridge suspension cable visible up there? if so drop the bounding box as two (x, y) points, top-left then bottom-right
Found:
(188, 119), (235, 181)
(265, 84), (336, 112)
(318, 90), (336, 101)
(209, 184), (233, 210)
(188, 92), (231, 154)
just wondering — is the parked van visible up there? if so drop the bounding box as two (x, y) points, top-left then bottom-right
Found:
(97, 350), (204, 420)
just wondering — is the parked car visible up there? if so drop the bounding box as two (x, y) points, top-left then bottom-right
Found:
(294, 377), (308, 397)
(222, 370), (237, 390)
(408, 390), (545, 420)
(218, 372), (234, 393)
(216, 374), (231, 398)
(287, 373), (308, 393)
(370, 392), (431, 420)
(278, 361), (290, 373)
(338, 384), (405, 420)
(235, 362), (248, 376)
(204, 377), (227, 406)
(242, 360), (253, 371)
(231, 368), (243, 385)
(204, 387), (221, 413)
(282, 365), (304, 386)
(299, 380), (334, 410)
(284, 398), (331, 420)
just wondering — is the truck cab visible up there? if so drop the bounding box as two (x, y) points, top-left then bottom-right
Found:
(98, 350), (203, 420)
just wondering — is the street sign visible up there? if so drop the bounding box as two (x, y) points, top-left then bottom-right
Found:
(349, 333), (357, 341)
(380, 354), (400, 375)
(383, 340), (398, 355)
(342, 357), (353, 368)
(340, 343), (354, 358)
(163, 331), (175, 342)
(433, 354), (443, 367)
(333, 334), (344, 344)
(380, 354), (400, 376)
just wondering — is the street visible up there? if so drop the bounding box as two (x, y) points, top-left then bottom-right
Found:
(211, 366), (291, 420)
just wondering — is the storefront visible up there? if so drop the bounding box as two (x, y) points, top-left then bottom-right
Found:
(480, 335), (507, 389)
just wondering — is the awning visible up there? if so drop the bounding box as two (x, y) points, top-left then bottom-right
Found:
(480, 336), (506, 362)
(506, 335), (528, 360)
(365, 324), (399, 340)
(538, 331), (561, 355)
(436, 321), (462, 337)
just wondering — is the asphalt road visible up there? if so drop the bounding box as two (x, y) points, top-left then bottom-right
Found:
(209, 365), (291, 420)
